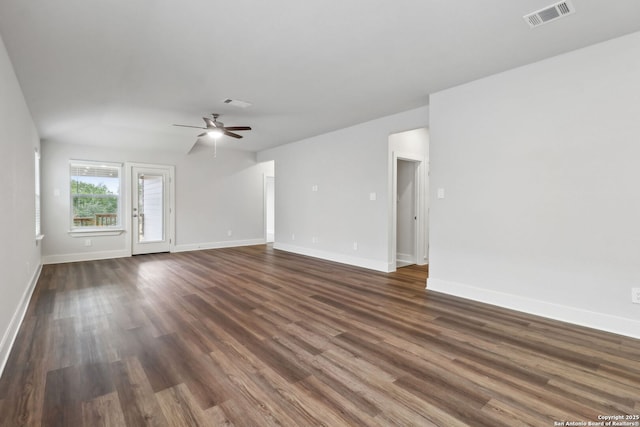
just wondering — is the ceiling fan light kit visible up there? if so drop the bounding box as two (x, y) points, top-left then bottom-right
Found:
(207, 129), (224, 139)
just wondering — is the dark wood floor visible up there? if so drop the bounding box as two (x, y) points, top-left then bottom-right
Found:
(1, 245), (639, 426)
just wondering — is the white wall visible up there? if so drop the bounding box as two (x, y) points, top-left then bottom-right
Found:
(41, 141), (273, 262)
(428, 31), (640, 338)
(0, 35), (41, 375)
(258, 107), (428, 272)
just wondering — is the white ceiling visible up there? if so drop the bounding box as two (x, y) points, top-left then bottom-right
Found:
(1, 0), (640, 153)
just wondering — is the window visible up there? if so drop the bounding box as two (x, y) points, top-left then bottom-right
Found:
(35, 149), (43, 239)
(70, 161), (122, 230)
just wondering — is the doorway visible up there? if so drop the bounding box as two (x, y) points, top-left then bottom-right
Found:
(265, 175), (275, 243)
(130, 164), (174, 255)
(388, 127), (429, 273)
(396, 159), (417, 267)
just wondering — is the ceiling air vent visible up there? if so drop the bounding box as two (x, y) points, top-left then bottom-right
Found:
(223, 98), (253, 109)
(523, 0), (575, 28)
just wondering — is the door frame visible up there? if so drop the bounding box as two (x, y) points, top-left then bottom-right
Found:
(263, 174), (275, 243)
(125, 162), (175, 256)
(390, 152), (426, 272)
(396, 159), (418, 267)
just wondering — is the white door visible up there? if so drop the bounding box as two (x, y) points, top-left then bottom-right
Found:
(132, 166), (171, 255)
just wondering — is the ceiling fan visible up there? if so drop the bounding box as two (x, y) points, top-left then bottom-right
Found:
(173, 113), (251, 155)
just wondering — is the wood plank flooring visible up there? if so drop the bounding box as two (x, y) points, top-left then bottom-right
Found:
(1, 245), (639, 426)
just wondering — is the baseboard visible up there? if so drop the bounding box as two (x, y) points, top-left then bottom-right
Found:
(173, 238), (266, 253)
(396, 252), (415, 263)
(427, 278), (640, 340)
(42, 239), (268, 263)
(396, 252), (417, 268)
(0, 263), (42, 378)
(274, 242), (390, 273)
(42, 249), (130, 265)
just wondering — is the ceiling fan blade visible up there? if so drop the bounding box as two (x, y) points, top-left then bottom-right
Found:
(173, 124), (206, 129)
(187, 140), (201, 154)
(197, 132), (207, 138)
(224, 126), (251, 131)
(203, 117), (217, 128)
(224, 130), (243, 139)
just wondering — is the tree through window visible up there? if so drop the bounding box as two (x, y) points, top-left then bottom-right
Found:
(70, 161), (122, 229)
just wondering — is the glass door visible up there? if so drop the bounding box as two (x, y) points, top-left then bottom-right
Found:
(132, 166), (171, 255)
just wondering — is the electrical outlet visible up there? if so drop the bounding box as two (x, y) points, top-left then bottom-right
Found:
(227, 229), (233, 237)
(312, 236), (318, 244)
(353, 242), (358, 251)
(84, 239), (92, 247)
(291, 233), (295, 241)
(632, 288), (640, 304)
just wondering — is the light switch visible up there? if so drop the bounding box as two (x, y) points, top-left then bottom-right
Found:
(369, 192), (377, 201)
(54, 189), (61, 197)
(437, 188), (445, 199)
